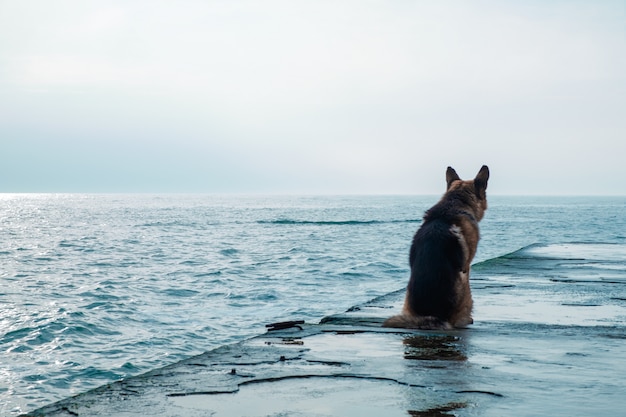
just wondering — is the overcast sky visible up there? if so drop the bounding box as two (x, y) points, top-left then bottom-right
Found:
(1, 1), (625, 195)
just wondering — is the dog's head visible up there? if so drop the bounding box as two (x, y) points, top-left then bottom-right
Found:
(445, 165), (490, 220)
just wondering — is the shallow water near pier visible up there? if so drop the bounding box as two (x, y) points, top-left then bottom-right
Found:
(1, 195), (625, 415)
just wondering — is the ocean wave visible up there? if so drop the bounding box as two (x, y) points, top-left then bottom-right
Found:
(476, 242), (626, 264)
(135, 220), (212, 228)
(472, 243), (543, 270)
(473, 242), (626, 283)
(257, 219), (421, 226)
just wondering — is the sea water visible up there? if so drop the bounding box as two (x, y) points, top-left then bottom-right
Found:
(0, 194), (624, 415)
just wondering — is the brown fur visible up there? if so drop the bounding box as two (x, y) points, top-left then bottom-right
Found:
(383, 165), (489, 330)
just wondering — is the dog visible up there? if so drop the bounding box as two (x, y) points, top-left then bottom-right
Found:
(383, 165), (489, 330)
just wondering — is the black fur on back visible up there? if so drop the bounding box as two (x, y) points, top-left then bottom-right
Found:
(407, 201), (467, 321)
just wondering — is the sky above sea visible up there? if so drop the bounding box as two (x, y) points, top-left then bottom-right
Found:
(1, 1), (625, 195)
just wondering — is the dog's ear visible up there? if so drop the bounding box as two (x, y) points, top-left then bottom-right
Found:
(446, 167), (461, 190)
(474, 165), (489, 198)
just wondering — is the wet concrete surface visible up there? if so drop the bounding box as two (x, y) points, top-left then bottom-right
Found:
(22, 244), (626, 416)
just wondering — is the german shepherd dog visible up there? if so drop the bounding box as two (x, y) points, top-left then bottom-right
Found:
(383, 165), (489, 330)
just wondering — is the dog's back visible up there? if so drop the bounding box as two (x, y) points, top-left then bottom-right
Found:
(406, 216), (465, 320)
(383, 165), (489, 330)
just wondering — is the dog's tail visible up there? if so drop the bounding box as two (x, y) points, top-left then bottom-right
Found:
(382, 314), (452, 330)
